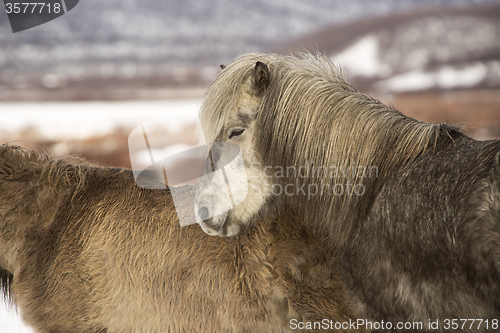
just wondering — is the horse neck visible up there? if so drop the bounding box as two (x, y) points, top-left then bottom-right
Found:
(274, 103), (443, 247)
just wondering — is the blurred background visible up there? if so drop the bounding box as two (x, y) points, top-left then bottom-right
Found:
(1, 0), (500, 331)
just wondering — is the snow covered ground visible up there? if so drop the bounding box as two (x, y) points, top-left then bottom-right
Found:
(0, 99), (201, 140)
(330, 12), (500, 92)
(0, 304), (33, 333)
(334, 35), (392, 78)
(333, 33), (500, 92)
(0, 99), (202, 332)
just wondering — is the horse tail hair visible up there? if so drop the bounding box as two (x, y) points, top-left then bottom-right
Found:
(0, 145), (25, 305)
(0, 268), (13, 304)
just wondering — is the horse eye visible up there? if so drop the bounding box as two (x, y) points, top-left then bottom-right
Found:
(228, 128), (245, 139)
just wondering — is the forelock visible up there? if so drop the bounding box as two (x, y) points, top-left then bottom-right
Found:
(199, 54), (259, 143)
(199, 52), (344, 143)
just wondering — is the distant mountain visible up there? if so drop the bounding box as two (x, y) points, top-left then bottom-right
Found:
(0, 0), (498, 100)
(276, 5), (500, 92)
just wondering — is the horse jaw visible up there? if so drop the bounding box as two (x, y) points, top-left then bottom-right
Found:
(195, 175), (271, 237)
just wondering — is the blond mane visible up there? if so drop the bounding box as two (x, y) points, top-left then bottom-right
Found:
(200, 53), (450, 239)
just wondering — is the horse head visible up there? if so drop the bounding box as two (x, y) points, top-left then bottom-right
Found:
(194, 53), (439, 238)
(194, 57), (273, 236)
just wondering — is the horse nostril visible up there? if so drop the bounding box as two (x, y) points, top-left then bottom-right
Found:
(198, 206), (211, 221)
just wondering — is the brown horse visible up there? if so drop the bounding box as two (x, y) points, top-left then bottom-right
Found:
(0, 144), (361, 333)
(194, 53), (500, 331)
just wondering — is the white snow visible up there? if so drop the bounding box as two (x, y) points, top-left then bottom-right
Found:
(436, 63), (488, 89)
(0, 304), (34, 333)
(378, 70), (436, 91)
(378, 63), (488, 92)
(0, 99), (202, 141)
(333, 35), (391, 78)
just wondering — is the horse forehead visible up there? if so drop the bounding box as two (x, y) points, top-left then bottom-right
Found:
(201, 62), (261, 139)
(237, 89), (261, 112)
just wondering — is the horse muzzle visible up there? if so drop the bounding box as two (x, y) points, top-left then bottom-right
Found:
(196, 210), (230, 236)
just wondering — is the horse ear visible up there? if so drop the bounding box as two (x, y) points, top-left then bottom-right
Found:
(250, 61), (270, 95)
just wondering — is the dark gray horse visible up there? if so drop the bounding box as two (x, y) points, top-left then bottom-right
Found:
(194, 52), (500, 331)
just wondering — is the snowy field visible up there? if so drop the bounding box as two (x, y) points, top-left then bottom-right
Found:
(0, 305), (33, 333)
(332, 33), (497, 92)
(0, 99), (202, 332)
(0, 99), (201, 141)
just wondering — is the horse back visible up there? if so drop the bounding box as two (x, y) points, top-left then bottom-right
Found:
(341, 131), (500, 323)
